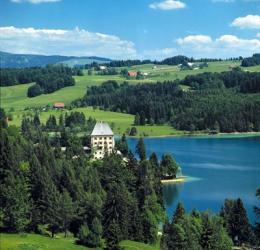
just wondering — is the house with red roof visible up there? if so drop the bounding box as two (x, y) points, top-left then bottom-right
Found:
(53, 102), (65, 109)
(127, 71), (137, 77)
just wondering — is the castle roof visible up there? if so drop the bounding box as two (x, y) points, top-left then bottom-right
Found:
(91, 122), (114, 136)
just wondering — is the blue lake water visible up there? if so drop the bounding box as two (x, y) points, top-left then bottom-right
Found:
(127, 135), (260, 223)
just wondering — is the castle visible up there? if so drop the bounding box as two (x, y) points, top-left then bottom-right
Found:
(91, 122), (115, 159)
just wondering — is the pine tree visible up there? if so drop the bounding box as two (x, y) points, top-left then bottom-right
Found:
(172, 202), (185, 223)
(136, 137), (146, 161)
(0, 108), (8, 128)
(60, 189), (74, 237)
(33, 114), (41, 127)
(104, 219), (122, 250)
(46, 182), (62, 238)
(134, 113), (140, 125)
(160, 154), (179, 179)
(1, 172), (30, 232)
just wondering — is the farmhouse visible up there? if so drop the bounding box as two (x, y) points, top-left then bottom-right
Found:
(128, 71), (137, 77)
(53, 102), (65, 109)
(99, 65), (107, 70)
(91, 121), (115, 159)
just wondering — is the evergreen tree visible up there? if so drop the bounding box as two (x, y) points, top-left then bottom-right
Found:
(0, 108), (8, 128)
(134, 113), (140, 125)
(0, 172), (30, 232)
(46, 182), (62, 237)
(60, 189), (74, 237)
(33, 114), (41, 127)
(136, 137), (146, 161)
(160, 154), (179, 179)
(220, 198), (254, 245)
(172, 202), (185, 223)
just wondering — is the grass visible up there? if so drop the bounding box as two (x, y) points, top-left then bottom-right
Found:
(0, 233), (159, 250)
(3, 61), (260, 112)
(0, 233), (92, 250)
(120, 240), (160, 250)
(2, 61), (260, 136)
(8, 107), (181, 137)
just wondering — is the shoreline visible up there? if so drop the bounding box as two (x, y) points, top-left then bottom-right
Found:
(125, 131), (260, 139)
(161, 176), (187, 184)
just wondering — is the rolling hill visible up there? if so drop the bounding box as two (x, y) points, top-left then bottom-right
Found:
(0, 51), (111, 68)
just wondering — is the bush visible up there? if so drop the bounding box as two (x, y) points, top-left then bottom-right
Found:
(27, 84), (43, 98)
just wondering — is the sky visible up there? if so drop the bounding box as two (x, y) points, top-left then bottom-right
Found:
(0, 0), (260, 59)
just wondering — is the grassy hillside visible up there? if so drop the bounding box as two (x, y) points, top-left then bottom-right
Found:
(0, 75), (153, 111)
(8, 107), (181, 137)
(2, 60), (260, 136)
(2, 61), (260, 111)
(0, 233), (159, 250)
(0, 233), (90, 250)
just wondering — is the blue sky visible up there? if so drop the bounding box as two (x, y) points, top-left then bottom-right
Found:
(0, 0), (260, 59)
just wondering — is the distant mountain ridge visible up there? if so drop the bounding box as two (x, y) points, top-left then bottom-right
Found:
(0, 51), (112, 68)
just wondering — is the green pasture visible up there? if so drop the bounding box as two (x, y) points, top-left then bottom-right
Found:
(0, 233), (159, 250)
(8, 107), (181, 137)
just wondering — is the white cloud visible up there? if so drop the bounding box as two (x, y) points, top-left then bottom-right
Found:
(0, 26), (138, 59)
(231, 15), (260, 29)
(11, 0), (61, 3)
(177, 35), (212, 45)
(149, 0), (186, 10)
(175, 34), (260, 58)
(257, 33), (260, 37)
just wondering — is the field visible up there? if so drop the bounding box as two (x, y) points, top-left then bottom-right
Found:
(2, 61), (260, 136)
(8, 107), (181, 137)
(0, 233), (159, 250)
(0, 233), (90, 250)
(3, 61), (260, 111)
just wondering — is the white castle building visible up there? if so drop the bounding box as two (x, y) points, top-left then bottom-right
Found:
(91, 122), (115, 159)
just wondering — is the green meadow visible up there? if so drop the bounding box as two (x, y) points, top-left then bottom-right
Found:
(8, 107), (181, 137)
(0, 233), (159, 250)
(2, 61), (260, 136)
(3, 61), (260, 111)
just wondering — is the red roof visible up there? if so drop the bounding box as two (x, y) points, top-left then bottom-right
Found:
(128, 71), (137, 77)
(54, 102), (65, 108)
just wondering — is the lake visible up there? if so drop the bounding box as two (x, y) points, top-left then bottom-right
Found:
(127, 135), (260, 223)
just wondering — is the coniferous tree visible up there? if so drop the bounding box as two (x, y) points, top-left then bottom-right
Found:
(172, 202), (185, 223)
(134, 113), (140, 126)
(33, 114), (41, 127)
(220, 198), (254, 245)
(136, 137), (146, 161)
(160, 154), (179, 179)
(60, 189), (74, 237)
(1, 172), (30, 232)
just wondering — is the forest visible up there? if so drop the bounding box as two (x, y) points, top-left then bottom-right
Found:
(0, 108), (259, 249)
(0, 66), (83, 98)
(104, 55), (240, 68)
(74, 69), (260, 133)
(241, 53), (260, 67)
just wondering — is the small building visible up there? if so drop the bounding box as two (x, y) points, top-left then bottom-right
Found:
(53, 102), (65, 109)
(91, 121), (115, 159)
(99, 65), (107, 70)
(128, 71), (137, 77)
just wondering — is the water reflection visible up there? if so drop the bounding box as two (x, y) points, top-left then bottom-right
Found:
(163, 183), (181, 207)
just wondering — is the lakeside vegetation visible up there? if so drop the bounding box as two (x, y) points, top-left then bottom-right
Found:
(1, 59), (260, 137)
(74, 70), (260, 133)
(1, 108), (259, 249)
